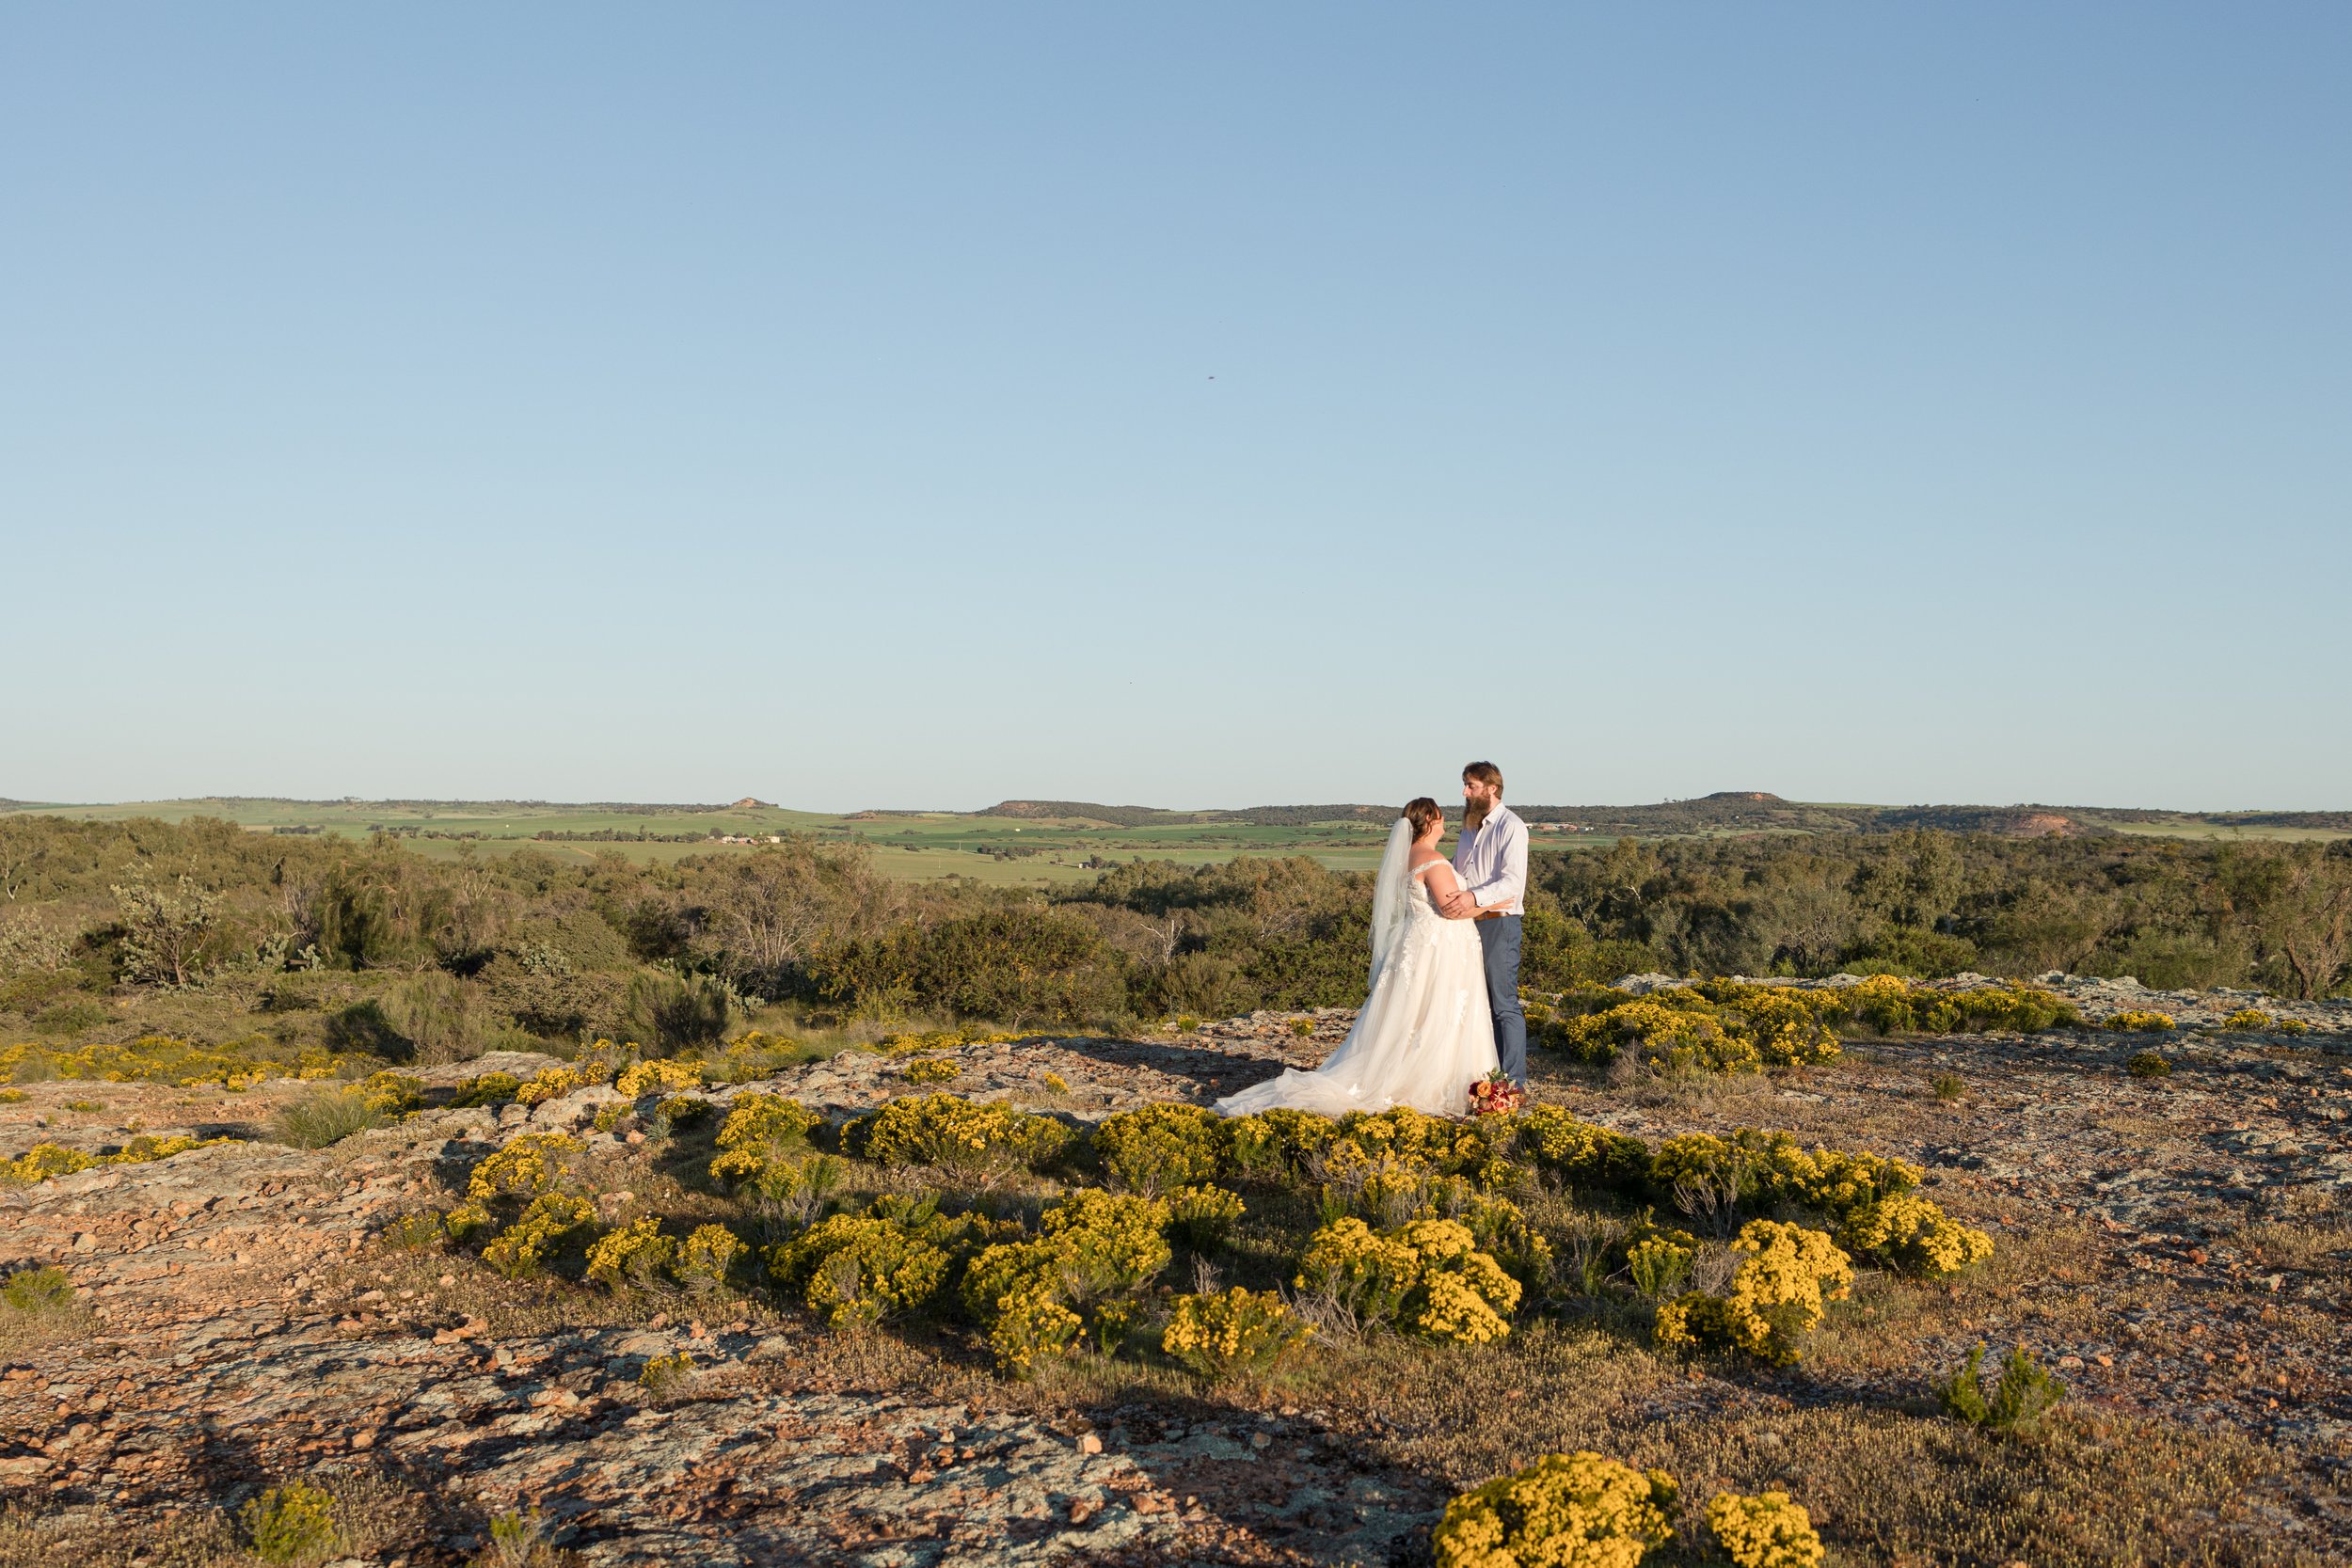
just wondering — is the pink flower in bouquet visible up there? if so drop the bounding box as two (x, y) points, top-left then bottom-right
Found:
(1466, 1070), (1526, 1117)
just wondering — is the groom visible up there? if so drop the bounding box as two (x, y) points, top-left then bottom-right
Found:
(1441, 761), (1528, 1088)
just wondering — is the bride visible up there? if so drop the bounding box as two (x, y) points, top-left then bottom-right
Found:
(1215, 798), (1500, 1119)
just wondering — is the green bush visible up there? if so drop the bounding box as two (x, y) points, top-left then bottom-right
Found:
(1, 1264), (74, 1315)
(268, 1085), (388, 1148)
(242, 1480), (339, 1562)
(809, 904), (1129, 1025)
(2126, 1050), (2171, 1078)
(451, 1070), (522, 1107)
(1936, 1342), (2068, 1435)
(622, 967), (738, 1053)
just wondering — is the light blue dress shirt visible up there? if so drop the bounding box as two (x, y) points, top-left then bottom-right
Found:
(1451, 802), (1528, 914)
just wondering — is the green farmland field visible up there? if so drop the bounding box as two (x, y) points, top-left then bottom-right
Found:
(3, 793), (2340, 886)
(0, 798), (1413, 885)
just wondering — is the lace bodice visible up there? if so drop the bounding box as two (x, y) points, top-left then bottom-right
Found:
(1406, 860), (1453, 920)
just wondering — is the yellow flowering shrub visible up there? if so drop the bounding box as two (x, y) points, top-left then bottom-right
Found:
(771, 1212), (957, 1328)
(1167, 1183), (1246, 1250)
(1650, 1132), (1751, 1207)
(7, 1143), (87, 1185)
(3, 1133), (240, 1187)
(1706, 1490), (1824, 1568)
(1040, 1189), (1172, 1295)
(1041, 1070), (1071, 1093)
(1831, 975), (2079, 1035)
(481, 1192), (598, 1278)
(961, 1241), (1086, 1374)
(1450, 1191), (1555, 1290)
(2217, 1007), (2276, 1032)
(1504, 1106), (1653, 1192)
(844, 1093), (1070, 1177)
(1560, 1000), (1759, 1074)
(1432, 1451), (1678, 1568)
(1227, 1106), (1341, 1176)
(707, 1092), (824, 1184)
(2106, 1009), (2176, 1033)
(876, 1025), (1025, 1055)
(0, 1035), (347, 1089)
(1649, 1129), (1917, 1222)
(358, 1070), (424, 1117)
(955, 1189), (1172, 1373)
(900, 1057), (961, 1085)
(0, 1144), (94, 1184)
(675, 1223), (745, 1291)
(654, 1095), (710, 1130)
(451, 1070), (522, 1107)
(1838, 1194), (1993, 1277)
(1296, 1215), (1521, 1343)
(1315, 1140), (1438, 1225)
(1340, 1105), (1490, 1169)
(1295, 1216), (1420, 1323)
(465, 1132), (583, 1201)
(638, 1349), (695, 1392)
(1654, 1220), (1851, 1365)
(614, 1058), (705, 1099)
(1090, 1103), (1229, 1194)
(1162, 1287), (1305, 1380)
(1701, 985), (1843, 1067)
(585, 1216), (675, 1291)
(1623, 1223), (1698, 1298)
(515, 1064), (592, 1105)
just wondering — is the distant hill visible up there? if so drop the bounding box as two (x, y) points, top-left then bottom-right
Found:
(1512, 792), (1881, 836)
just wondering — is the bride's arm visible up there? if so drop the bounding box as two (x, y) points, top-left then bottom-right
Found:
(1422, 861), (1479, 918)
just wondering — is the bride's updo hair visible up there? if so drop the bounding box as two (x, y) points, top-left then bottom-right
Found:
(1403, 798), (1443, 838)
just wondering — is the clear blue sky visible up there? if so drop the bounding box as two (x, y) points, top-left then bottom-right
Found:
(5, 5), (2345, 812)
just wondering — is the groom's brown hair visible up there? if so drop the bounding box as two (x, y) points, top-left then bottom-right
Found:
(1463, 761), (1502, 794)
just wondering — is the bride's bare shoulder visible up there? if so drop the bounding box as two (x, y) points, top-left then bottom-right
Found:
(1406, 850), (1449, 871)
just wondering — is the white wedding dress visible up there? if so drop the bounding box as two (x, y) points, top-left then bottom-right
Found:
(1215, 819), (1500, 1119)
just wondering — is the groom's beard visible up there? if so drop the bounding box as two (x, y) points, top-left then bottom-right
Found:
(1462, 799), (1491, 833)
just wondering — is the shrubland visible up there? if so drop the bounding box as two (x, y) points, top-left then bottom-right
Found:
(1, 816), (2345, 1077)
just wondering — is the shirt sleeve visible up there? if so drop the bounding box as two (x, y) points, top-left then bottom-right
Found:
(1470, 815), (1528, 908)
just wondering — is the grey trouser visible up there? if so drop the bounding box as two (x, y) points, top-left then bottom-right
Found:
(1476, 914), (1526, 1086)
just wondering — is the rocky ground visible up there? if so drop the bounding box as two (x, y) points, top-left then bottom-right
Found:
(2, 979), (2348, 1566)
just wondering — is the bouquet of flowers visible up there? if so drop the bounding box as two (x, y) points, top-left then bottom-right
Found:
(1467, 1070), (1526, 1117)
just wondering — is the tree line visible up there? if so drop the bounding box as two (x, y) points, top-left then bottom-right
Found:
(0, 816), (2344, 1060)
